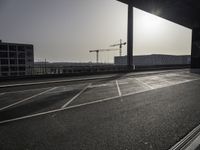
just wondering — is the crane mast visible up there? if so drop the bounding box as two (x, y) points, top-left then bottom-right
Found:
(89, 49), (119, 63)
(110, 39), (126, 56)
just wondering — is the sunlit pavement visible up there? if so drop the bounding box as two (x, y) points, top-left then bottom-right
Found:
(0, 69), (200, 150)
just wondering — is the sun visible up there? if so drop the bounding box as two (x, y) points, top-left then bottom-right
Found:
(138, 10), (162, 34)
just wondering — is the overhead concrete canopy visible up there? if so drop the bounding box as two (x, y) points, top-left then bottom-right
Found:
(117, 0), (200, 28)
(117, 0), (200, 69)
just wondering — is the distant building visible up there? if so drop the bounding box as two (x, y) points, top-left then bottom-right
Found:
(34, 62), (114, 74)
(0, 40), (34, 77)
(114, 54), (191, 66)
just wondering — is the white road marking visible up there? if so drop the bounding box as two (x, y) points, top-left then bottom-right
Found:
(116, 80), (122, 96)
(0, 69), (189, 89)
(0, 87), (57, 111)
(88, 83), (112, 88)
(170, 79), (199, 85)
(0, 78), (199, 125)
(118, 81), (129, 85)
(0, 95), (121, 125)
(0, 75), (115, 88)
(0, 93), (5, 96)
(0, 83), (86, 95)
(134, 78), (154, 90)
(0, 88), (151, 125)
(61, 83), (91, 109)
(0, 87), (50, 95)
(160, 78), (173, 85)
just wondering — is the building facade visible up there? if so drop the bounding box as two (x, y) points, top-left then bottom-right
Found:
(115, 55), (191, 66)
(0, 40), (34, 77)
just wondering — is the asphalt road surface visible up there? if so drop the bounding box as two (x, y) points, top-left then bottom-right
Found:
(0, 69), (200, 150)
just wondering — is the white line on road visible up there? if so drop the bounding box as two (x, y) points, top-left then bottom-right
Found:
(116, 80), (122, 96)
(0, 87), (57, 111)
(0, 95), (121, 125)
(61, 83), (91, 109)
(134, 78), (154, 90)
(0, 93), (5, 96)
(0, 75), (115, 88)
(0, 87), (50, 95)
(88, 83), (112, 88)
(0, 69), (188, 89)
(0, 78), (199, 125)
(118, 81), (129, 85)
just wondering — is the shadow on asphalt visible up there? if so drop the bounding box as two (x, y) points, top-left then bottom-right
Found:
(92, 73), (127, 84)
(190, 69), (200, 75)
(0, 90), (79, 121)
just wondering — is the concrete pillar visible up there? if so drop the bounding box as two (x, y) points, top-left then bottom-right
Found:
(191, 28), (200, 68)
(127, 4), (133, 71)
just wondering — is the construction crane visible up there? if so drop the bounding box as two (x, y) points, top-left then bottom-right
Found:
(110, 39), (126, 56)
(89, 48), (119, 63)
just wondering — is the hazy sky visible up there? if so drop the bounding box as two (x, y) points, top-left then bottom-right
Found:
(0, 0), (192, 63)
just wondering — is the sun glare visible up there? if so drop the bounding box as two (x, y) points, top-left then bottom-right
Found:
(138, 11), (162, 34)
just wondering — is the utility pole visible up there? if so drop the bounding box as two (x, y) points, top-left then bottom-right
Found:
(110, 39), (126, 56)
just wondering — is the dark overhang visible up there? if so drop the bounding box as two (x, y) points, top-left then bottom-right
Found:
(117, 0), (200, 29)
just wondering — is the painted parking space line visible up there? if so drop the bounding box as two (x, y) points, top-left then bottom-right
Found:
(134, 78), (154, 90)
(116, 80), (122, 96)
(170, 79), (200, 85)
(118, 81), (129, 85)
(0, 69), (190, 89)
(0, 75), (115, 88)
(0, 86), (152, 125)
(0, 78), (199, 125)
(0, 95), (121, 125)
(88, 83), (112, 88)
(47, 84), (87, 95)
(0, 93), (5, 96)
(61, 83), (91, 109)
(0, 87), (51, 95)
(0, 87), (57, 111)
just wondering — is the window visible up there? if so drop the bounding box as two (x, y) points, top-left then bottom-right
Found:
(1, 66), (9, 72)
(27, 51), (33, 57)
(10, 59), (17, 65)
(11, 72), (18, 76)
(18, 53), (25, 58)
(19, 66), (25, 71)
(0, 59), (8, 65)
(27, 59), (33, 62)
(18, 46), (25, 52)
(1, 73), (8, 76)
(9, 45), (17, 51)
(0, 52), (8, 58)
(18, 59), (25, 64)
(9, 52), (17, 58)
(19, 72), (25, 76)
(26, 45), (33, 50)
(0, 45), (8, 51)
(10, 67), (18, 71)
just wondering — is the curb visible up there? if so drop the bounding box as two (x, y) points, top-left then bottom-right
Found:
(169, 124), (200, 150)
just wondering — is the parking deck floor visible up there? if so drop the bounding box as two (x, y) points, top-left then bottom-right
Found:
(0, 69), (200, 150)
